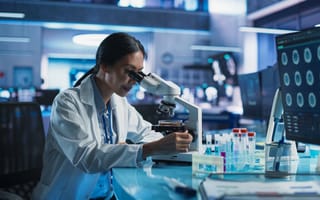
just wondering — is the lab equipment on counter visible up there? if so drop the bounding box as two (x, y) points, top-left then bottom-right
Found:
(128, 71), (202, 162)
(192, 132), (223, 177)
(204, 134), (212, 155)
(192, 153), (224, 177)
(248, 131), (256, 167)
(192, 127), (262, 177)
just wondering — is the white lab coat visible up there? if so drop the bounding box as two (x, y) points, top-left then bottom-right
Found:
(32, 75), (163, 200)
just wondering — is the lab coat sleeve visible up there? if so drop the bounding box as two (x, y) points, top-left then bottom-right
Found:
(50, 91), (143, 173)
(126, 103), (163, 144)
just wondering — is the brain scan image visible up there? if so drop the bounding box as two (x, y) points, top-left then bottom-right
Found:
(286, 93), (292, 107)
(297, 92), (304, 107)
(308, 92), (316, 108)
(304, 47), (312, 63)
(281, 52), (288, 66)
(294, 71), (302, 86)
(292, 49), (300, 65)
(306, 70), (314, 86)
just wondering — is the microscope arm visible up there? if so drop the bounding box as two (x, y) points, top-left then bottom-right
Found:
(174, 96), (202, 151)
(134, 72), (180, 98)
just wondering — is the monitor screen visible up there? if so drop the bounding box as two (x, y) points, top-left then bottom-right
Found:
(34, 89), (60, 106)
(276, 26), (320, 145)
(238, 71), (263, 120)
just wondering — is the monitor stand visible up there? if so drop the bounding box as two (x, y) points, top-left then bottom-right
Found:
(265, 88), (299, 177)
(266, 88), (299, 159)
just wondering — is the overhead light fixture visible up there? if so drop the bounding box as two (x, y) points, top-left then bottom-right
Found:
(0, 12), (25, 18)
(239, 27), (297, 35)
(48, 53), (95, 59)
(72, 34), (109, 46)
(44, 22), (107, 31)
(247, 0), (306, 20)
(0, 36), (30, 43)
(209, 0), (246, 15)
(191, 45), (241, 53)
(118, 0), (146, 8)
(43, 22), (210, 35)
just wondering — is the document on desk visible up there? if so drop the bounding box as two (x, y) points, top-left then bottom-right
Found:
(199, 177), (320, 200)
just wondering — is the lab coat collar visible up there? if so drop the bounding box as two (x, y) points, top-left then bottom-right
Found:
(109, 96), (118, 111)
(78, 74), (119, 112)
(78, 74), (96, 106)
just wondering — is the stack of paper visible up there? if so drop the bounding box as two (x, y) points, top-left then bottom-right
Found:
(199, 177), (320, 199)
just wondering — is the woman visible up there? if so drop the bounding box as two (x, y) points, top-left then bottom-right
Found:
(32, 32), (193, 200)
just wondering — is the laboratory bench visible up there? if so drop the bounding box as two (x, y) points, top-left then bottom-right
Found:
(113, 163), (202, 200)
(112, 148), (320, 200)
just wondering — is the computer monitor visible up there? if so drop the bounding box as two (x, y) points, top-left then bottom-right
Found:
(238, 71), (263, 120)
(34, 89), (60, 107)
(276, 26), (320, 145)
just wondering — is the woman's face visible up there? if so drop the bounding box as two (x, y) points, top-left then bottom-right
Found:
(104, 51), (144, 97)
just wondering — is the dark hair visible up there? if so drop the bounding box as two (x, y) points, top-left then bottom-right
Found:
(73, 32), (146, 87)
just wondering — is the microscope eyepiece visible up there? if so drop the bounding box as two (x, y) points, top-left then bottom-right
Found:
(128, 70), (146, 83)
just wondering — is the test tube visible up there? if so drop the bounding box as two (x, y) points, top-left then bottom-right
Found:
(205, 134), (212, 155)
(231, 128), (240, 171)
(226, 133), (233, 172)
(240, 128), (249, 166)
(248, 132), (256, 167)
(214, 134), (221, 156)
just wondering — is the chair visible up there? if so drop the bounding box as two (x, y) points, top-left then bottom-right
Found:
(0, 102), (45, 199)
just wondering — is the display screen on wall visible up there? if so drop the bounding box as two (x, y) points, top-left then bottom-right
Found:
(13, 66), (33, 88)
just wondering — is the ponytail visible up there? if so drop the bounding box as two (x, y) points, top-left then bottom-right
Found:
(73, 65), (98, 87)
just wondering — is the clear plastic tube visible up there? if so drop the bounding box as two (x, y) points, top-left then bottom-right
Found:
(205, 134), (212, 155)
(248, 132), (256, 167)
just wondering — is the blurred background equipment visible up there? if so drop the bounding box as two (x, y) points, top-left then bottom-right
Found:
(0, 102), (45, 199)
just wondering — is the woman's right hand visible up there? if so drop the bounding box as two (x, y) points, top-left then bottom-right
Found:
(142, 131), (193, 159)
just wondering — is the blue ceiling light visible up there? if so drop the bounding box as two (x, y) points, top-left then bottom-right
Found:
(191, 45), (241, 53)
(0, 36), (30, 43)
(72, 34), (109, 47)
(118, 0), (146, 8)
(239, 27), (297, 35)
(209, 0), (246, 15)
(0, 12), (25, 18)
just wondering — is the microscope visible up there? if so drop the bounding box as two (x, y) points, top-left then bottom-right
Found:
(129, 71), (202, 162)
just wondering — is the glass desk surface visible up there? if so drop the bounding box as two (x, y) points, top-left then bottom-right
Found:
(113, 163), (203, 200)
(112, 149), (320, 200)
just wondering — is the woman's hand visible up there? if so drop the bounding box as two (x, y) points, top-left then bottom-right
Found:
(142, 131), (193, 159)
